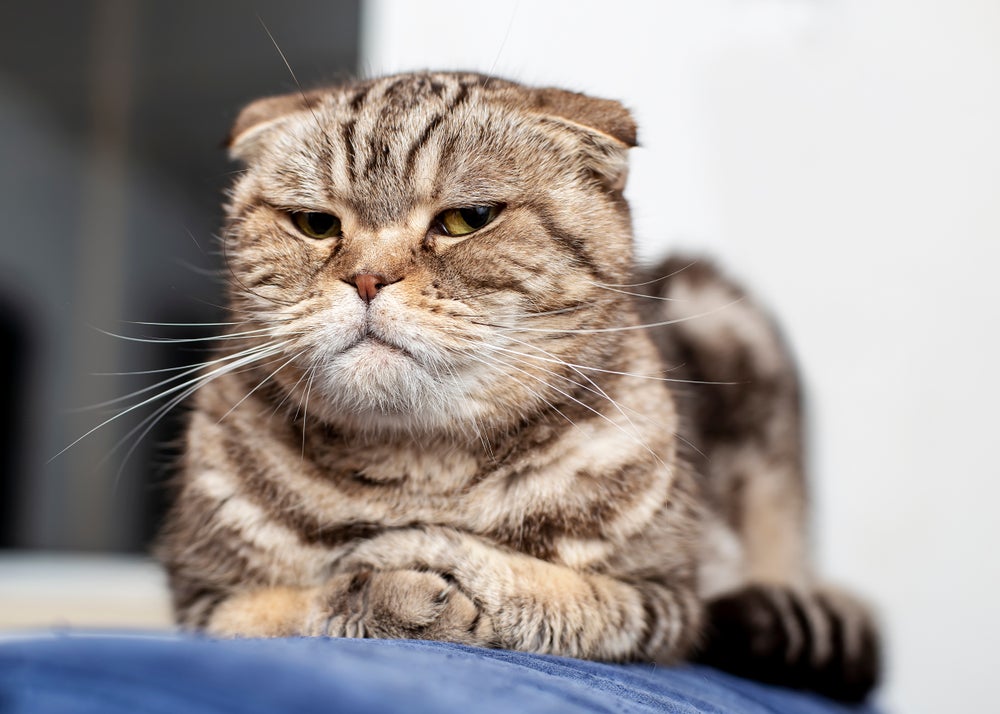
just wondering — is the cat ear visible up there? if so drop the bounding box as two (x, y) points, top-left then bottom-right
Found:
(527, 87), (637, 191)
(227, 92), (316, 161)
(529, 88), (638, 148)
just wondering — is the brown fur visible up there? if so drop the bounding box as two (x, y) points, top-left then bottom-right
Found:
(157, 72), (879, 701)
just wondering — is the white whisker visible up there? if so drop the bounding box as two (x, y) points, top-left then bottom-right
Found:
(463, 352), (577, 431)
(587, 283), (682, 302)
(454, 303), (593, 321)
(475, 337), (713, 465)
(123, 320), (246, 327)
(106, 347), (297, 486)
(218, 349), (307, 424)
(80, 342), (287, 410)
(593, 260), (698, 289)
(468, 337), (641, 439)
(475, 297), (744, 335)
(300, 360), (318, 459)
(96, 324), (282, 344)
(467, 348), (663, 466)
(52, 342), (287, 461)
(490, 334), (738, 386)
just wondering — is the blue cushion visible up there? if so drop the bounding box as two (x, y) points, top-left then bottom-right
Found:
(0, 632), (878, 714)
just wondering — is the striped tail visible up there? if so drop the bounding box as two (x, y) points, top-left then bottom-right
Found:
(693, 584), (881, 703)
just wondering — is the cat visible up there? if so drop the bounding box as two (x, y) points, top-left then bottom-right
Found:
(156, 71), (880, 702)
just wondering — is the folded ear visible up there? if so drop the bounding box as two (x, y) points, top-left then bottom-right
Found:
(227, 91), (318, 162)
(524, 87), (637, 191)
(528, 87), (638, 148)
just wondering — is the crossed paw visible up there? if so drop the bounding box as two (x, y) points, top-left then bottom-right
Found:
(309, 569), (496, 646)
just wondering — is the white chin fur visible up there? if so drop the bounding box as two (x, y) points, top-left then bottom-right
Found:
(292, 297), (495, 434)
(305, 339), (481, 434)
(321, 340), (437, 412)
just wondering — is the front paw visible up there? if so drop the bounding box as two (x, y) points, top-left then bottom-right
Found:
(208, 585), (320, 638)
(312, 569), (495, 646)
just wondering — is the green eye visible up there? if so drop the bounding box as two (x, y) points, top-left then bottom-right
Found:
(292, 211), (341, 239)
(437, 205), (501, 236)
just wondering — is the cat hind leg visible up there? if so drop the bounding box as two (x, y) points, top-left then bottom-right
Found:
(637, 256), (881, 701)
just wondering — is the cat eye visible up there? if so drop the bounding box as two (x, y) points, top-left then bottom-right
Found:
(291, 211), (342, 239)
(436, 205), (501, 237)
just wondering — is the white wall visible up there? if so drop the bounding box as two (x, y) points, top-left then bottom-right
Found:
(363, 1), (1000, 712)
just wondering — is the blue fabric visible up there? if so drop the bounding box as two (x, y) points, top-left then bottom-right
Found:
(0, 632), (878, 714)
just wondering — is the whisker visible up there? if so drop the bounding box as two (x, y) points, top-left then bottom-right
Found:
(94, 363), (229, 378)
(468, 333), (650, 444)
(106, 370), (205, 484)
(473, 297), (744, 335)
(300, 360), (318, 459)
(464, 354), (665, 491)
(490, 335), (738, 386)
(271, 352), (316, 420)
(106, 348), (296, 487)
(220, 226), (298, 309)
(467, 348), (662, 465)
(484, 0), (519, 85)
(673, 431), (709, 462)
(486, 336), (695, 443)
(256, 15), (327, 139)
(218, 349), (307, 424)
(123, 320), (248, 328)
(446, 288), (507, 303)
(452, 302), (594, 321)
(463, 352), (577, 431)
(96, 324), (284, 344)
(587, 283), (682, 302)
(51, 342), (287, 461)
(593, 259), (698, 289)
(172, 259), (223, 279)
(80, 342), (287, 410)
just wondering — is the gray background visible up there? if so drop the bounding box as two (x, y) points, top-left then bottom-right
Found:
(0, 0), (360, 552)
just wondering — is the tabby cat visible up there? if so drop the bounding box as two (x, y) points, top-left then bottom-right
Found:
(157, 71), (880, 702)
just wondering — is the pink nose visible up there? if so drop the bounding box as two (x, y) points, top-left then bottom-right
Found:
(349, 273), (389, 303)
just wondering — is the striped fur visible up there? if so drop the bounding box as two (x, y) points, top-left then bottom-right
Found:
(157, 72), (879, 701)
(637, 257), (881, 700)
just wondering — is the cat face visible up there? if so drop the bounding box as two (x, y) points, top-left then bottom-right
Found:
(222, 72), (639, 435)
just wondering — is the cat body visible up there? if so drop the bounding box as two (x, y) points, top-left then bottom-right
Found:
(158, 72), (878, 701)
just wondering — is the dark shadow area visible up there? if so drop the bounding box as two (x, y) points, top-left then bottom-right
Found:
(0, 295), (33, 548)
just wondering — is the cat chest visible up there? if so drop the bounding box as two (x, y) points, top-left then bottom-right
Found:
(205, 419), (672, 579)
(261, 446), (669, 571)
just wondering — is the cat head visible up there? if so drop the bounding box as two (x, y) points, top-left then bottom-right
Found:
(221, 71), (640, 436)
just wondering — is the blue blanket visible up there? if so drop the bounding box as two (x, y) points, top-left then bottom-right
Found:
(0, 632), (878, 713)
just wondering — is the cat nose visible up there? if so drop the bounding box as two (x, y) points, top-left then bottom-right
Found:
(346, 272), (397, 303)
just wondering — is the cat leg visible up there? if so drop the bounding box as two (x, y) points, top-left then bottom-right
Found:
(696, 583), (880, 702)
(637, 255), (809, 584)
(638, 256), (881, 701)
(158, 475), (490, 643)
(182, 520), (700, 661)
(203, 570), (495, 645)
(191, 535), (697, 663)
(329, 526), (703, 662)
(204, 585), (318, 637)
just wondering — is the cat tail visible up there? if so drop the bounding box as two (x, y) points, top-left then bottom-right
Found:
(693, 583), (881, 703)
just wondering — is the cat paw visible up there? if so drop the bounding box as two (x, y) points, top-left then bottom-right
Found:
(207, 586), (319, 638)
(312, 569), (495, 646)
(694, 584), (881, 702)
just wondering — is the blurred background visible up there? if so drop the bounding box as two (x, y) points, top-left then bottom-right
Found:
(1, 1), (997, 712)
